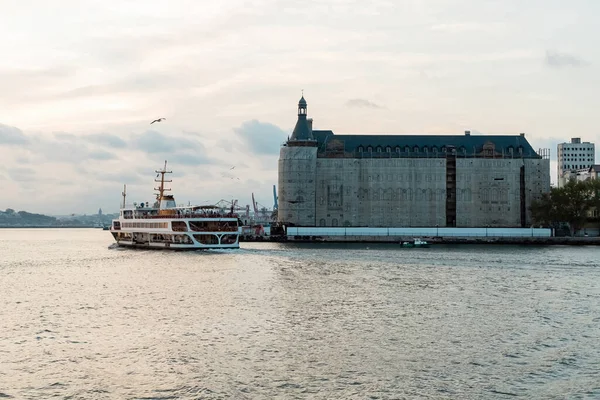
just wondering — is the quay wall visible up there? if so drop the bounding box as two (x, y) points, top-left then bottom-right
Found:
(286, 227), (552, 238)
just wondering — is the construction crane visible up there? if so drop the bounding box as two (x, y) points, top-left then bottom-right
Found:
(251, 193), (272, 222)
(251, 193), (259, 215)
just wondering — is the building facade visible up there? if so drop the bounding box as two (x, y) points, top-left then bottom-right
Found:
(278, 97), (551, 228)
(557, 138), (595, 188)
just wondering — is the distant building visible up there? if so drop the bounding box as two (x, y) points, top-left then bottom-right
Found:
(557, 138), (595, 188)
(98, 208), (103, 216)
(574, 165), (600, 183)
(278, 96), (551, 228)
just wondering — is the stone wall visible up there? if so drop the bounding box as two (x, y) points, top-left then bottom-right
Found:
(314, 158), (446, 227)
(277, 146), (317, 226)
(278, 151), (550, 227)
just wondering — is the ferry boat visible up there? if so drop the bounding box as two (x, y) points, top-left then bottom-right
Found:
(109, 161), (240, 250)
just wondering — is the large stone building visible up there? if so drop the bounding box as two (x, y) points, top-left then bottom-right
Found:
(278, 97), (550, 228)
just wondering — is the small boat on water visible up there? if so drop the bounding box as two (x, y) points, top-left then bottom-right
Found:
(109, 161), (240, 250)
(401, 238), (430, 248)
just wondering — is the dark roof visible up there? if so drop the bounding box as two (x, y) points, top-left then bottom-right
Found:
(290, 115), (313, 141)
(298, 96), (307, 106)
(588, 165), (600, 173)
(312, 130), (542, 158)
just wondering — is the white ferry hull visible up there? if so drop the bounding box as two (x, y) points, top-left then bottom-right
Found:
(110, 218), (241, 250)
(113, 240), (239, 250)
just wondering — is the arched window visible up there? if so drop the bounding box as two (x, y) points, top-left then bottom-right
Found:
(423, 146), (429, 153)
(413, 145), (419, 152)
(395, 146), (401, 153)
(404, 146), (410, 153)
(431, 146), (438, 153)
(376, 146), (382, 153)
(367, 146), (373, 153)
(319, 218), (326, 226)
(332, 218), (338, 227)
(441, 146), (447, 153)
(386, 146), (392, 153)
(357, 146), (364, 153)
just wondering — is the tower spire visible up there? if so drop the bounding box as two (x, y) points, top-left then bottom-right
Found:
(289, 94), (314, 142)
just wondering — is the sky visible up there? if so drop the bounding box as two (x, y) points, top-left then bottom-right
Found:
(1, 0), (599, 215)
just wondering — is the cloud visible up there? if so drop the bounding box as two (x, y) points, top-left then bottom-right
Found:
(544, 50), (587, 68)
(89, 150), (118, 160)
(169, 153), (214, 166)
(0, 123), (29, 145)
(8, 167), (36, 182)
(84, 133), (127, 149)
(345, 99), (384, 109)
(131, 130), (200, 154)
(233, 120), (288, 155)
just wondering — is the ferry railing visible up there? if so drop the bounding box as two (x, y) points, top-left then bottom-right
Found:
(125, 213), (239, 220)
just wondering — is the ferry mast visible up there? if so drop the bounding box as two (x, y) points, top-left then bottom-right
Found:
(154, 160), (172, 204)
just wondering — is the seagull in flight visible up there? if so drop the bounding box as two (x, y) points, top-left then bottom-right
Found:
(230, 166), (235, 170)
(150, 117), (166, 124)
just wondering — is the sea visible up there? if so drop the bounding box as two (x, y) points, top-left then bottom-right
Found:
(0, 228), (599, 399)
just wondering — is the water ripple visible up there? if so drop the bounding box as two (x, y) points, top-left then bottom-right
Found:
(0, 230), (599, 398)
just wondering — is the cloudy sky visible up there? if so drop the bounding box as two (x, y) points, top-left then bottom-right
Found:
(1, 0), (598, 214)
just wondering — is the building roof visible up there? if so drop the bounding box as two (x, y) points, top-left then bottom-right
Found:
(290, 115), (313, 141)
(312, 130), (542, 158)
(588, 165), (600, 173)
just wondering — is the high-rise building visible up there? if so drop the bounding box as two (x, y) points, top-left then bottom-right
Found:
(557, 138), (595, 187)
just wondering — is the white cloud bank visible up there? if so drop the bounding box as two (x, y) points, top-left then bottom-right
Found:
(1, 0), (599, 213)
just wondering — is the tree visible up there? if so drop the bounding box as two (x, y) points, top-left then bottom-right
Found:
(584, 178), (600, 233)
(531, 180), (595, 236)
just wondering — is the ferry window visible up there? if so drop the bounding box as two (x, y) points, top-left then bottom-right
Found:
(376, 146), (382, 153)
(386, 146), (391, 153)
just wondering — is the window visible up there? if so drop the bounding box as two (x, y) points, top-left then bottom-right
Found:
(386, 146), (391, 153)
(357, 146), (363, 153)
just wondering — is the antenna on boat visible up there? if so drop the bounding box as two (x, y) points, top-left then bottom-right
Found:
(121, 184), (127, 209)
(154, 160), (172, 201)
